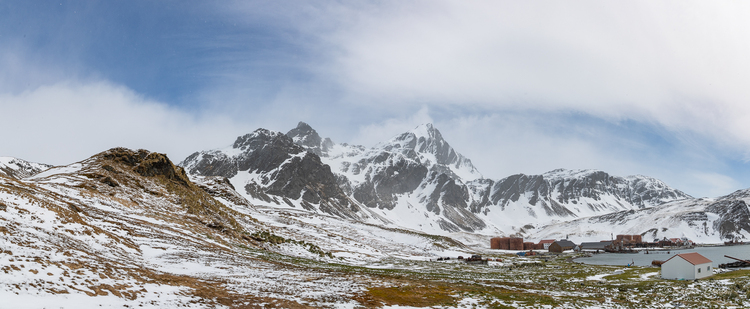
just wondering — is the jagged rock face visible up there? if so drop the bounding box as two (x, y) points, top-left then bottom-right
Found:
(706, 190), (750, 240)
(181, 129), (362, 219)
(286, 122), (334, 157)
(385, 124), (477, 178)
(351, 157), (428, 210)
(181, 151), (236, 179)
(285, 123), (486, 231)
(468, 170), (692, 222)
(278, 123), (694, 234)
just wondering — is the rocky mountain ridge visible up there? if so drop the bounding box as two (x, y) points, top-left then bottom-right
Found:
(181, 122), (701, 238)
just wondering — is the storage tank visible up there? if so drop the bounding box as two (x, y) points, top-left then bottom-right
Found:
(632, 235), (643, 243)
(509, 238), (524, 250)
(491, 237), (510, 250)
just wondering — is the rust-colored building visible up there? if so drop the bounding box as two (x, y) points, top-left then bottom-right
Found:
(491, 237), (510, 250)
(523, 242), (535, 250)
(491, 237), (525, 250)
(616, 234), (643, 244)
(509, 238), (524, 250)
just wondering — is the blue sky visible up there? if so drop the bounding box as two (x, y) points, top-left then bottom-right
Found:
(2, 1), (750, 198)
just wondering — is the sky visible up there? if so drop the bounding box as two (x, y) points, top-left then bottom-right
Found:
(1, 1), (750, 198)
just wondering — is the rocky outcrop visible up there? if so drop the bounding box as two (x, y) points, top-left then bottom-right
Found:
(286, 122), (334, 157)
(181, 129), (364, 220)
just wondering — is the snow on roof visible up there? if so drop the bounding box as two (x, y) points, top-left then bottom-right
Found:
(665, 252), (712, 265)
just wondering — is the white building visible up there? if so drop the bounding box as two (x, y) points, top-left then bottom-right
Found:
(661, 252), (713, 280)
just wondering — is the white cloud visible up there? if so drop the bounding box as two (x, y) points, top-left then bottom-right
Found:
(684, 172), (741, 199)
(352, 106), (433, 147)
(434, 112), (643, 178)
(0, 81), (250, 165)
(318, 1), (750, 158)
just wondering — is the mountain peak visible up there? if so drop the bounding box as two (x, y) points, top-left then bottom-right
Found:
(286, 122), (334, 157)
(410, 123), (439, 140)
(380, 123), (481, 181)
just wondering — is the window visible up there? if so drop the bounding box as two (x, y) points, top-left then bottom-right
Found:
(708, 266), (711, 270)
(698, 268), (701, 273)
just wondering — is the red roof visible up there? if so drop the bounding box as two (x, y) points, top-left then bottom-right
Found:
(665, 252), (712, 265)
(538, 239), (555, 244)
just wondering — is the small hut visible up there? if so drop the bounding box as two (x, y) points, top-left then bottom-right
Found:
(661, 252), (712, 280)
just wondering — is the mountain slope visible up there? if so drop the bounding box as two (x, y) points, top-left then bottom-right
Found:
(1, 147), (479, 307)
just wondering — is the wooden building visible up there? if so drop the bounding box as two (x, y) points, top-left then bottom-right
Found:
(548, 240), (576, 253)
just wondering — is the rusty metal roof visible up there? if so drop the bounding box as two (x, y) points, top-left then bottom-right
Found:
(665, 252), (712, 265)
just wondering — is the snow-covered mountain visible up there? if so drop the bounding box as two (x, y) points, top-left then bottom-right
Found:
(181, 122), (694, 236)
(529, 187), (750, 243)
(463, 169), (692, 233)
(180, 128), (385, 222)
(0, 157), (52, 179)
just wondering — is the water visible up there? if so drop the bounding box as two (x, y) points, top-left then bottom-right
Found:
(575, 244), (750, 267)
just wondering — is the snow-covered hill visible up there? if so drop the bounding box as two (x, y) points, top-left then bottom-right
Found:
(0, 148), (475, 307)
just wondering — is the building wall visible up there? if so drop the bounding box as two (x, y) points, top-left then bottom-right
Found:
(549, 242), (571, 253)
(662, 258), (713, 280)
(694, 262), (712, 279)
(661, 257), (694, 280)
